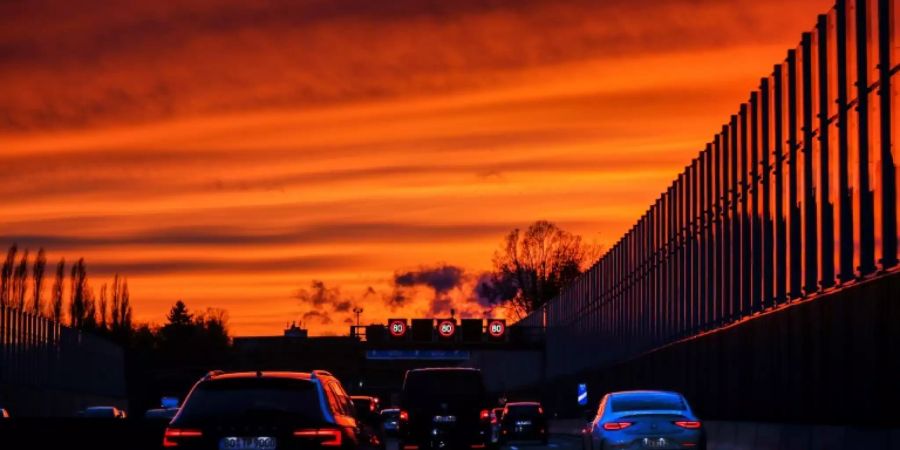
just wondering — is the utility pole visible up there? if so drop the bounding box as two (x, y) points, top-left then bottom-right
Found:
(353, 307), (364, 327)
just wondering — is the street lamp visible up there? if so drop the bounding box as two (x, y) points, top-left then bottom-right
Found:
(353, 307), (364, 327)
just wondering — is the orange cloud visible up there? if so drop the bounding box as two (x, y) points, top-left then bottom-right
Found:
(0, 0), (834, 335)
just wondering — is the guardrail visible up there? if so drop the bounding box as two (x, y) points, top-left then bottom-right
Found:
(519, 0), (899, 378)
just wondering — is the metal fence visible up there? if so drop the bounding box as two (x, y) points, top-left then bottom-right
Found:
(0, 305), (126, 402)
(518, 0), (899, 379)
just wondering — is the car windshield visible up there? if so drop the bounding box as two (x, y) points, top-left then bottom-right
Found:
(177, 377), (323, 423)
(505, 404), (542, 419)
(404, 370), (484, 400)
(610, 393), (685, 412)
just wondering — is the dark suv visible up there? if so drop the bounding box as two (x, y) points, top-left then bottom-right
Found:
(498, 402), (548, 445)
(163, 370), (359, 449)
(399, 368), (490, 450)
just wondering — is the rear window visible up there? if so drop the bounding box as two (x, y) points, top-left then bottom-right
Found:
(179, 378), (322, 422)
(403, 370), (485, 398)
(611, 394), (685, 412)
(505, 404), (542, 419)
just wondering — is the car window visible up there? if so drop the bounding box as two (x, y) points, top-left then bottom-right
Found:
(178, 378), (323, 423)
(610, 393), (685, 412)
(327, 382), (353, 417)
(505, 404), (542, 419)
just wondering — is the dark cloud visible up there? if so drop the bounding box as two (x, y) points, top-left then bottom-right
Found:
(302, 310), (332, 325)
(85, 254), (370, 277)
(394, 264), (465, 295)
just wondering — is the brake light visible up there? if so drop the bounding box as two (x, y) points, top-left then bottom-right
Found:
(673, 421), (702, 429)
(162, 428), (202, 448)
(294, 429), (343, 447)
(602, 422), (633, 431)
(370, 403), (376, 412)
(480, 409), (490, 422)
(538, 406), (544, 415)
(399, 410), (409, 421)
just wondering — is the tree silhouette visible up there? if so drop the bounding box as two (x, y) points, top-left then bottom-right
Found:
(32, 248), (46, 315)
(98, 283), (108, 330)
(1, 244), (17, 307)
(166, 300), (193, 327)
(51, 259), (65, 322)
(68, 258), (87, 328)
(13, 249), (29, 310)
(478, 220), (600, 317)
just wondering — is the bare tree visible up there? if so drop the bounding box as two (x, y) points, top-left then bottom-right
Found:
(110, 274), (120, 331)
(51, 259), (65, 323)
(478, 220), (600, 317)
(13, 249), (29, 310)
(98, 283), (108, 330)
(31, 248), (46, 315)
(68, 258), (87, 328)
(1, 244), (17, 307)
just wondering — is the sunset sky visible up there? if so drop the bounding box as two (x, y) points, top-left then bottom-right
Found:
(0, 0), (834, 335)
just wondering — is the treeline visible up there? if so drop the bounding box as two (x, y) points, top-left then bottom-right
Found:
(0, 244), (133, 338)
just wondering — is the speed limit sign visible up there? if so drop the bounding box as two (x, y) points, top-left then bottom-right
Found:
(388, 319), (408, 338)
(487, 319), (506, 339)
(437, 319), (456, 338)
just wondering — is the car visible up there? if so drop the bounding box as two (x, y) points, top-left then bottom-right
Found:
(399, 368), (491, 450)
(163, 370), (360, 450)
(80, 406), (127, 419)
(351, 395), (383, 447)
(380, 409), (403, 436)
(351, 396), (381, 421)
(582, 390), (706, 450)
(498, 402), (548, 445)
(145, 408), (180, 420)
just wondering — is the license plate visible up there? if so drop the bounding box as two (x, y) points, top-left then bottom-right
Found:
(219, 436), (277, 450)
(642, 437), (667, 448)
(433, 415), (457, 423)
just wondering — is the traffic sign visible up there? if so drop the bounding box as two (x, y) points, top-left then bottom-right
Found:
(486, 319), (507, 340)
(388, 319), (408, 339)
(436, 319), (456, 339)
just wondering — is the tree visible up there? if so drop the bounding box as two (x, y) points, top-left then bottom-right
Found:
(98, 283), (108, 330)
(1, 244), (17, 307)
(166, 300), (193, 327)
(109, 276), (132, 338)
(477, 220), (600, 317)
(68, 258), (88, 328)
(51, 259), (65, 322)
(31, 249), (46, 315)
(13, 249), (29, 310)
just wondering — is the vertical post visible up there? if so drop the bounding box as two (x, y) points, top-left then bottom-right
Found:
(740, 104), (752, 316)
(730, 114), (741, 317)
(877, 0), (898, 269)
(761, 77), (774, 307)
(836, 0), (855, 282)
(818, 14), (837, 288)
(802, 32), (819, 294)
(855, 0), (877, 276)
(788, 49), (803, 299)
(774, 63), (788, 303)
(751, 91), (763, 313)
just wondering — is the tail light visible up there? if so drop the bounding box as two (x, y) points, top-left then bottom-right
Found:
(602, 422), (633, 431)
(294, 429), (343, 447)
(480, 409), (490, 422)
(673, 421), (702, 429)
(163, 428), (202, 448)
(490, 413), (498, 425)
(399, 410), (409, 421)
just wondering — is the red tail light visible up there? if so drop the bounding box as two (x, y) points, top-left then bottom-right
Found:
(480, 409), (490, 421)
(673, 421), (702, 429)
(162, 428), (202, 448)
(602, 422), (633, 431)
(294, 428), (343, 447)
(399, 410), (409, 421)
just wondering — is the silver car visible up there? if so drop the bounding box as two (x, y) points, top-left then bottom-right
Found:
(583, 391), (705, 450)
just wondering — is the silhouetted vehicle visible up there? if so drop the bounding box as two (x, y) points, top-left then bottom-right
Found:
(399, 368), (490, 450)
(80, 406), (127, 419)
(380, 409), (402, 436)
(0, 408), (9, 419)
(163, 370), (360, 450)
(144, 408), (179, 420)
(351, 396), (380, 421)
(351, 396), (383, 448)
(498, 402), (547, 445)
(582, 391), (705, 450)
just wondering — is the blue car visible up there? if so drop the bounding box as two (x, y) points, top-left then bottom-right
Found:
(582, 391), (705, 450)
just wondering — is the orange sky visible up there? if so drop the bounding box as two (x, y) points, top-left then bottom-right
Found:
(0, 0), (834, 335)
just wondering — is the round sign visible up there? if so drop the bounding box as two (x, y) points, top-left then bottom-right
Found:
(388, 319), (407, 337)
(487, 320), (506, 338)
(437, 320), (456, 338)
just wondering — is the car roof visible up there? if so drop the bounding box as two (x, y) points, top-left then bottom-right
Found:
(608, 390), (682, 397)
(351, 395), (375, 400)
(506, 402), (541, 407)
(205, 371), (313, 381)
